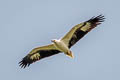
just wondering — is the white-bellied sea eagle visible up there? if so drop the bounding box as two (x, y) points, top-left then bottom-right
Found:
(19, 15), (105, 68)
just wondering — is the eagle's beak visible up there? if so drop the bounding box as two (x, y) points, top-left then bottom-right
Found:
(51, 40), (54, 42)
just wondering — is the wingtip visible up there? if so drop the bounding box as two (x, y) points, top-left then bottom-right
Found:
(87, 14), (105, 25)
(18, 58), (31, 68)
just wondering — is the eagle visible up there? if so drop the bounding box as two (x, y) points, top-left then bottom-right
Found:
(19, 15), (105, 68)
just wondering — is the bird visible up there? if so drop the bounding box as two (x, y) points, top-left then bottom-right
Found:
(19, 15), (105, 68)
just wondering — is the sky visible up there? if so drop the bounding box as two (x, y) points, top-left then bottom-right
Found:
(0, 0), (120, 80)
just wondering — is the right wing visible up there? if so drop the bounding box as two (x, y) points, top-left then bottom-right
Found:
(19, 44), (61, 68)
(61, 15), (105, 48)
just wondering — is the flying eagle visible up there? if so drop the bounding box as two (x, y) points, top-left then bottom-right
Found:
(19, 15), (105, 68)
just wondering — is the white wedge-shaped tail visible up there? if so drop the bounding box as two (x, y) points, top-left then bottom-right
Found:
(66, 51), (74, 58)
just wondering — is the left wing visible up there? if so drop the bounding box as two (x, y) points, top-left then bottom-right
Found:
(19, 44), (61, 68)
(61, 15), (105, 48)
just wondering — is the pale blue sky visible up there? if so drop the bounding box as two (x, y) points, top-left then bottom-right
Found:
(0, 0), (120, 80)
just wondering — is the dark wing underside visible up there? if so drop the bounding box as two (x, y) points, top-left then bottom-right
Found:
(68, 29), (88, 48)
(68, 15), (104, 48)
(19, 44), (61, 68)
(19, 49), (60, 68)
(62, 15), (105, 48)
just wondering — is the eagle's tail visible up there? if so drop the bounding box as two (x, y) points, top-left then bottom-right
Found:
(65, 50), (74, 58)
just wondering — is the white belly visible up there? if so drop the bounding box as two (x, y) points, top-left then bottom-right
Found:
(54, 40), (69, 53)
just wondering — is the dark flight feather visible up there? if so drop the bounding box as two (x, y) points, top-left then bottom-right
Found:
(19, 50), (60, 68)
(68, 15), (105, 48)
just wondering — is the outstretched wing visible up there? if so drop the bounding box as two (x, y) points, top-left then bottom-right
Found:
(19, 44), (61, 68)
(61, 15), (105, 48)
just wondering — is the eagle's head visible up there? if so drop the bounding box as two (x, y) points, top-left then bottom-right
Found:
(51, 39), (57, 43)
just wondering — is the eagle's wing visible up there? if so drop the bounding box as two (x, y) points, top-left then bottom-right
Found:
(61, 15), (105, 48)
(19, 44), (61, 68)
